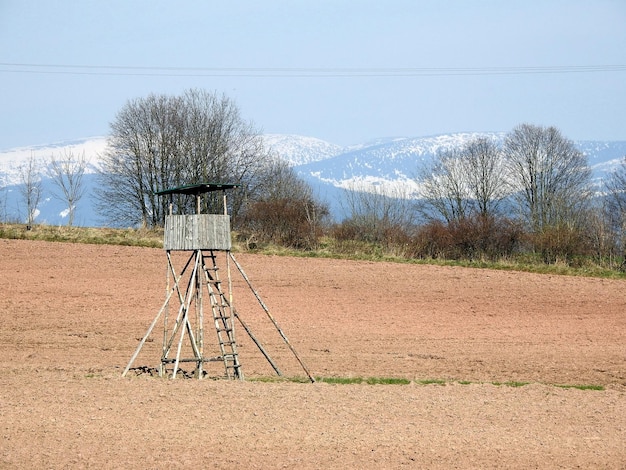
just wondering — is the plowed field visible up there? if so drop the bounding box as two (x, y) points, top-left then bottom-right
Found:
(1, 239), (625, 468)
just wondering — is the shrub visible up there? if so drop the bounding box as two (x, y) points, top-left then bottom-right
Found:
(531, 224), (593, 265)
(238, 197), (329, 250)
(412, 215), (524, 261)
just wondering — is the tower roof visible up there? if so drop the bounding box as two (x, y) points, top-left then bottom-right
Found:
(155, 183), (239, 196)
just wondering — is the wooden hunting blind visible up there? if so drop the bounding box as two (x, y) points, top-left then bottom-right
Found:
(123, 183), (314, 381)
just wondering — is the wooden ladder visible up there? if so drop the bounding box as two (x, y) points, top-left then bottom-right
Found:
(202, 250), (243, 380)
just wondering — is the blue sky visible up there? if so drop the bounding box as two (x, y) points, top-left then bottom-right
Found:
(1, 0), (625, 150)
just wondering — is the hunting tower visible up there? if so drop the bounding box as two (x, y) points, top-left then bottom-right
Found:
(123, 183), (314, 381)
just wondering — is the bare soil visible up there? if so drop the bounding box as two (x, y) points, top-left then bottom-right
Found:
(1, 239), (625, 468)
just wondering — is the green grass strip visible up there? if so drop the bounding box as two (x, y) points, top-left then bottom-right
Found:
(365, 377), (411, 385)
(316, 377), (364, 384)
(554, 384), (605, 391)
(414, 378), (447, 385)
(249, 376), (606, 390)
(491, 381), (530, 387)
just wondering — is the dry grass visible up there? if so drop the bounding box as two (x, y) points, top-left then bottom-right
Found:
(2, 223), (624, 279)
(0, 223), (163, 248)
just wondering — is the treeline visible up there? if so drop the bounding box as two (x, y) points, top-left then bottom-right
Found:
(2, 150), (87, 228)
(240, 123), (626, 270)
(4, 89), (625, 270)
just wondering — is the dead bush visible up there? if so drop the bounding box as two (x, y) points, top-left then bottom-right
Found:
(238, 197), (328, 250)
(412, 216), (523, 261)
(531, 224), (593, 265)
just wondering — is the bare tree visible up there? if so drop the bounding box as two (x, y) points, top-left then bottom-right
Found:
(417, 137), (507, 223)
(464, 137), (508, 217)
(0, 182), (6, 222)
(48, 150), (87, 226)
(98, 93), (186, 227)
(19, 154), (43, 228)
(253, 158), (311, 201)
(503, 123), (591, 233)
(417, 148), (469, 223)
(604, 155), (626, 266)
(605, 156), (626, 220)
(341, 181), (417, 243)
(97, 89), (272, 227)
(239, 159), (329, 249)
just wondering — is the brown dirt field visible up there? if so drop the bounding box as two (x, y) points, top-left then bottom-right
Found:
(0, 238), (625, 468)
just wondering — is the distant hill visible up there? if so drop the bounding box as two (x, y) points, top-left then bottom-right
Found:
(1, 133), (624, 226)
(282, 133), (626, 218)
(263, 134), (344, 166)
(0, 138), (106, 226)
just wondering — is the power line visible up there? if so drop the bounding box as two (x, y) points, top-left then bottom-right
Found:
(0, 62), (625, 78)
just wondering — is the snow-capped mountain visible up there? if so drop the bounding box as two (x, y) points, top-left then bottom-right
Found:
(575, 140), (626, 184)
(263, 134), (344, 166)
(0, 137), (106, 187)
(1, 133), (625, 226)
(293, 132), (505, 187)
(0, 138), (107, 226)
(274, 132), (626, 218)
